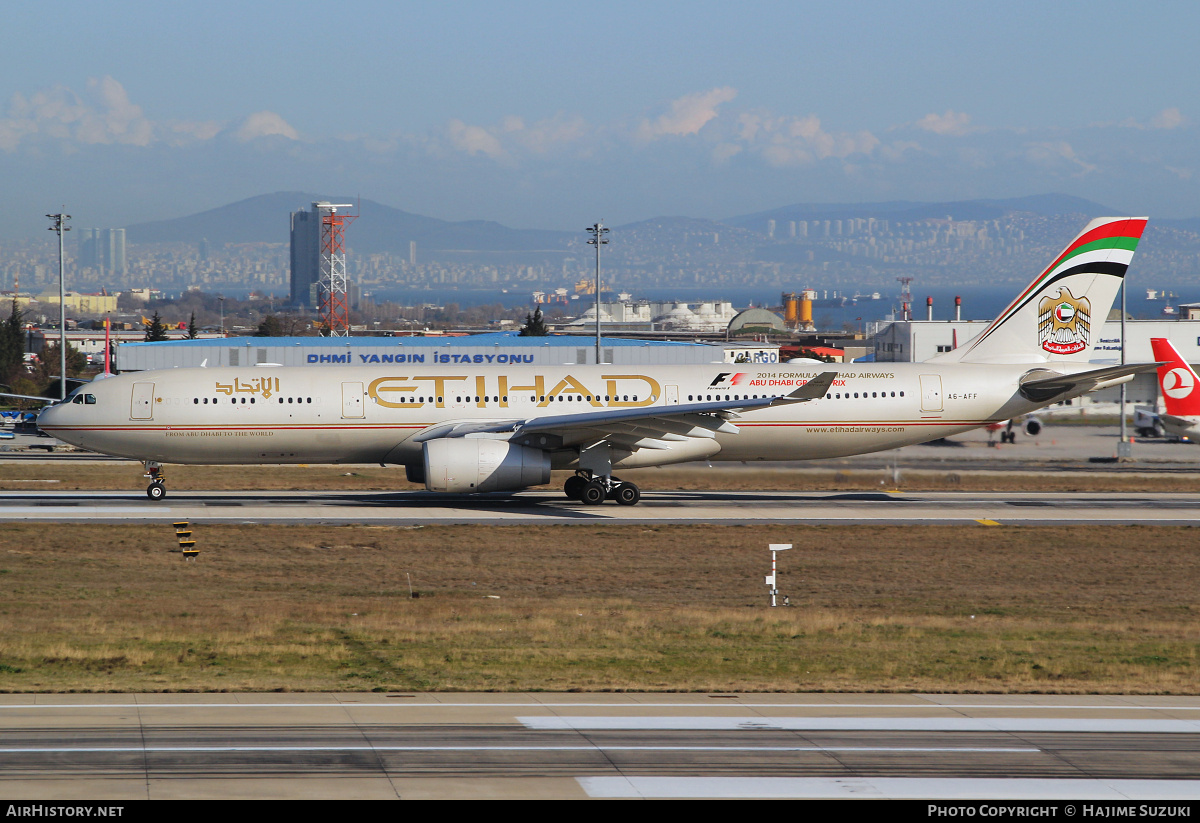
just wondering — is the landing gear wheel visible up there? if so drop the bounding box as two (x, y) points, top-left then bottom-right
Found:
(147, 480), (166, 501)
(580, 480), (607, 505)
(564, 475), (588, 500)
(613, 482), (641, 506)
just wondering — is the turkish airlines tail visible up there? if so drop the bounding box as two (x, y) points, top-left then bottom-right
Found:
(1150, 338), (1200, 417)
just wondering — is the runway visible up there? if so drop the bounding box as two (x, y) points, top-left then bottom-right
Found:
(2, 693), (1199, 799)
(2, 487), (1200, 525)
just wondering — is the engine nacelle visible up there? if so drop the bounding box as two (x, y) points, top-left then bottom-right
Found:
(423, 438), (551, 493)
(1023, 416), (1043, 437)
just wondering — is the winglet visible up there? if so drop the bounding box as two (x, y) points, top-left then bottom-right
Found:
(773, 371), (837, 405)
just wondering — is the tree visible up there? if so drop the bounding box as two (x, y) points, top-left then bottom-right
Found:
(34, 341), (87, 384)
(0, 299), (26, 384)
(187, 311), (199, 340)
(519, 306), (548, 336)
(144, 312), (169, 342)
(255, 315), (284, 337)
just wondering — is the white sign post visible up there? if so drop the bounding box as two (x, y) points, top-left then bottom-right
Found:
(767, 543), (793, 607)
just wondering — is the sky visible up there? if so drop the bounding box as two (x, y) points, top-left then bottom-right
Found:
(1, 1), (1197, 239)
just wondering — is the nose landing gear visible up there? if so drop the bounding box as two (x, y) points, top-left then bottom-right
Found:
(144, 461), (166, 501)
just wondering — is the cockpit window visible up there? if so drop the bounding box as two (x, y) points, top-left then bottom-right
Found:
(72, 395), (83, 404)
(85, 394), (96, 404)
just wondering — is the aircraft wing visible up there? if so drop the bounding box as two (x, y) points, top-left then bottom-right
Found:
(413, 371), (838, 452)
(1018, 363), (1162, 403)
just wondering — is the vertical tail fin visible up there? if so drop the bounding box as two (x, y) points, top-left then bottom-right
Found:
(929, 217), (1148, 364)
(1150, 338), (1200, 416)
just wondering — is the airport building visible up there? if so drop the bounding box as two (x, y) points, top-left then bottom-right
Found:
(565, 299), (739, 333)
(115, 332), (782, 372)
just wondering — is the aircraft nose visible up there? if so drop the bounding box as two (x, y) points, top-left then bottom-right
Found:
(36, 403), (63, 431)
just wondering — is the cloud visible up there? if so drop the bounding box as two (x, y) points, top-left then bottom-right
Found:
(734, 112), (879, 167)
(637, 87), (737, 141)
(915, 109), (973, 136)
(164, 119), (223, 145)
(1025, 140), (1096, 175)
(442, 113), (590, 161)
(0, 76), (155, 151)
(1149, 107), (1185, 130)
(0, 76), (285, 151)
(235, 111), (299, 142)
(447, 118), (506, 159)
(1111, 107), (1187, 130)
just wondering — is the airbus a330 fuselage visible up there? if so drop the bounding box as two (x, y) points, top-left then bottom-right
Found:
(40, 360), (1050, 467)
(37, 216), (1154, 505)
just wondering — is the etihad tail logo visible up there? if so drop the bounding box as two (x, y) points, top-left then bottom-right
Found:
(1037, 287), (1091, 355)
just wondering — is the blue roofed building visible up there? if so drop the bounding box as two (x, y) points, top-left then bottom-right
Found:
(116, 331), (782, 371)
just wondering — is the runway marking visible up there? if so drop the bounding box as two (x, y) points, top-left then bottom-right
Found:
(0, 507), (165, 515)
(521, 716), (1200, 733)
(0, 745), (1039, 754)
(577, 776), (1200, 799)
(976, 519), (1001, 526)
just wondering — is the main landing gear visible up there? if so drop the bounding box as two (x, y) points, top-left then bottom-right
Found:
(144, 461), (166, 501)
(563, 471), (641, 506)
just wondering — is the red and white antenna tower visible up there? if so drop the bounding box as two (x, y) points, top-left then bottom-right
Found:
(896, 276), (914, 321)
(317, 202), (357, 337)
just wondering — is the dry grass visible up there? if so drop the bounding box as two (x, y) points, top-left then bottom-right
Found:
(0, 523), (1198, 693)
(2, 462), (1199, 494)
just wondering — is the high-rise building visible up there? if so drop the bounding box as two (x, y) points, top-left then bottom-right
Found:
(290, 206), (321, 306)
(78, 228), (125, 276)
(107, 228), (126, 277)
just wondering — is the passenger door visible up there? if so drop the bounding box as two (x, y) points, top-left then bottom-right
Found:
(919, 374), (943, 413)
(341, 382), (365, 419)
(130, 382), (155, 420)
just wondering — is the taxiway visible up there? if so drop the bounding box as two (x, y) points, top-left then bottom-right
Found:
(1, 693), (1198, 799)
(1, 487), (1199, 525)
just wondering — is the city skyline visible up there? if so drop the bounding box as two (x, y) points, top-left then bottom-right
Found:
(0, 2), (1197, 240)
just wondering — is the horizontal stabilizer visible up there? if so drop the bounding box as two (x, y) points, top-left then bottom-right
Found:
(1161, 413), (1199, 429)
(1018, 362), (1161, 403)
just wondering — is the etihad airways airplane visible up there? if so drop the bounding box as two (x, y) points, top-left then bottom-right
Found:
(38, 217), (1153, 505)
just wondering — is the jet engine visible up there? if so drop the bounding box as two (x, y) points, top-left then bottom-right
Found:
(422, 438), (551, 493)
(1023, 416), (1043, 437)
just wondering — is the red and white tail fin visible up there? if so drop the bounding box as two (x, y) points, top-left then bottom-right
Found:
(1150, 338), (1200, 416)
(929, 217), (1148, 364)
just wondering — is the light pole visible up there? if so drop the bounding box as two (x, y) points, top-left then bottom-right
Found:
(586, 221), (609, 365)
(46, 211), (70, 401)
(1118, 280), (1131, 459)
(218, 295), (225, 336)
